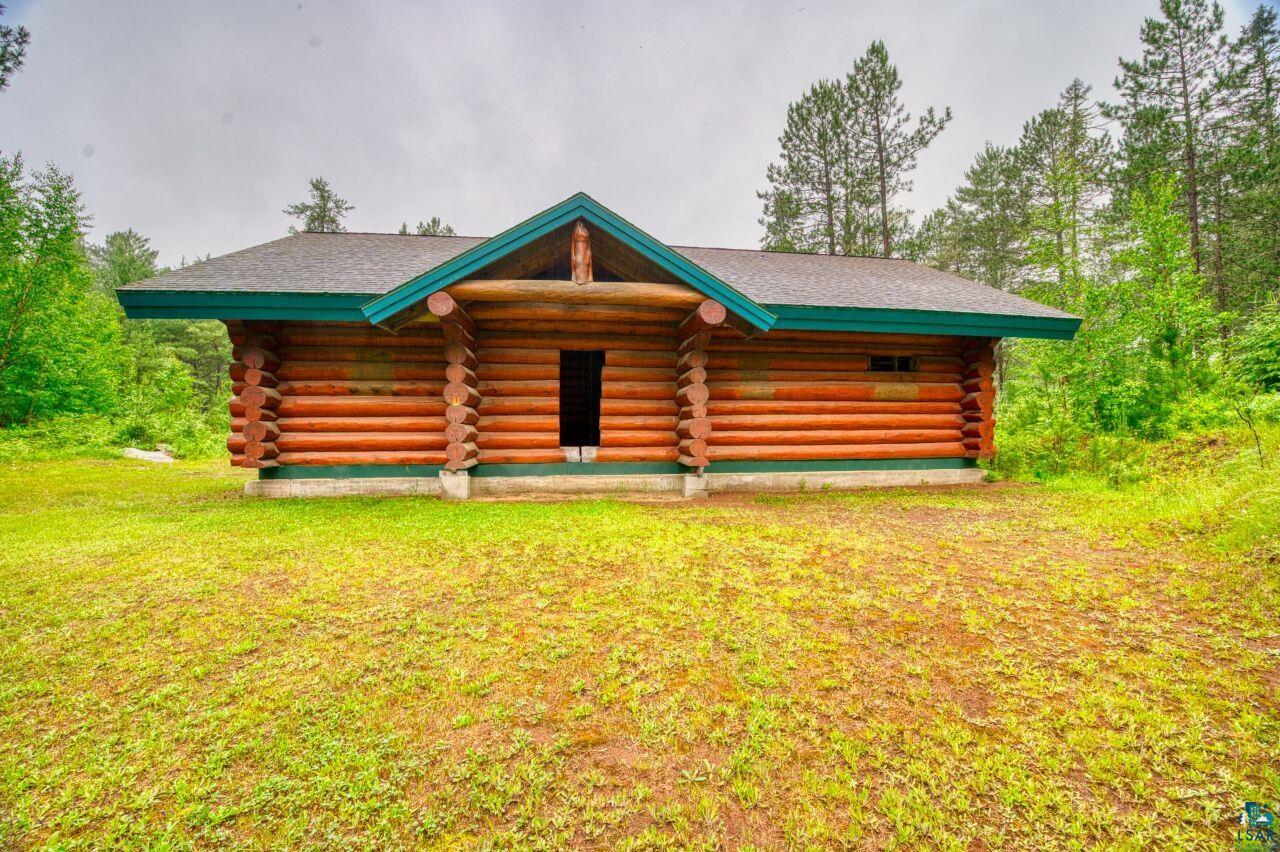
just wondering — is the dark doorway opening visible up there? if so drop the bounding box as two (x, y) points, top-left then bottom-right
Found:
(559, 350), (604, 447)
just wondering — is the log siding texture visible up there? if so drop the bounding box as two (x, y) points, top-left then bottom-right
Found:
(226, 318), (997, 471)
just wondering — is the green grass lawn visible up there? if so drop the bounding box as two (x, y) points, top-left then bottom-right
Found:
(1, 458), (1277, 849)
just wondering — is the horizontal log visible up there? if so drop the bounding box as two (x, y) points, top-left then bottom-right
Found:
(465, 301), (688, 323)
(275, 363), (445, 382)
(706, 354), (876, 372)
(592, 446), (680, 462)
(708, 340), (963, 356)
(963, 362), (996, 380)
(600, 381), (677, 401)
(277, 396), (446, 417)
(706, 399), (961, 415)
(276, 432), (449, 452)
(706, 369), (960, 385)
(229, 399), (279, 420)
(477, 396), (559, 416)
(707, 442), (967, 462)
(679, 454), (709, 468)
(448, 279), (705, 308)
(676, 366), (708, 388)
(229, 363), (278, 388)
(277, 380), (444, 397)
(678, 332), (711, 357)
(476, 332), (675, 352)
(226, 328), (278, 349)
(602, 415), (679, 431)
(676, 383), (710, 407)
(711, 413), (965, 431)
(243, 421), (281, 442)
(445, 441), (479, 467)
(444, 382), (482, 407)
(445, 404), (480, 425)
(604, 350), (677, 369)
(444, 423), (478, 444)
(676, 349), (709, 371)
(676, 418), (712, 439)
(961, 391), (995, 411)
(599, 431), (678, 448)
(477, 320), (678, 337)
(476, 363), (557, 382)
(480, 380), (558, 398)
(600, 399), (678, 416)
(276, 450), (447, 466)
(445, 341), (478, 371)
(441, 322), (476, 348)
(244, 440), (279, 461)
(230, 454), (279, 469)
(680, 403), (708, 420)
(708, 429), (961, 446)
(477, 415), (558, 432)
(475, 432), (562, 450)
(274, 416), (445, 433)
(711, 328), (966, 347)
(227, 434), (245, 454)
(477, 448), (568, 464)
(604, 366), (680, 384)
(680, 299), (727, 338)
(445, 363), (478, 385)
(231, 345), (279, 372)
(963, 376), (994, 394)
(711, 382), (963, 403)
(961, 421), (994, 440)
(240, 386), (283, 410)
(277, 330), (442, 349)
(278, 346), (446, 364)
(679, 437), (708, 458)
(426, 291), (477, 337)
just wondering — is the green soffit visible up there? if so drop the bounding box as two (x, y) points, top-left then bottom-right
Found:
(360, 192), (778, 331)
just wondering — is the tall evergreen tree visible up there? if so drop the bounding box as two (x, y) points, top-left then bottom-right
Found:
(846, 40), (951, 257)
(949, 144), (1026, 292)
(88, 229), (159, 294)
(0, 3), (29, 93)
(1106, 0), (1229, 276)
(283, 177), (353, 234)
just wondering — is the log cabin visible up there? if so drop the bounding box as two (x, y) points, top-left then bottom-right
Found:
(116, 193), (1079, 498)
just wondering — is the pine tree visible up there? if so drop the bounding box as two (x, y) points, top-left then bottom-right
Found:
(759, 80), (864, 254)
(1106, 0), (1229, 276)
(846, 40), (951, 257)
(950, 144), (1026, 292)
(0, 3), (29, 94)
(88, 229), (159, 294)
(283, 177), (353, 234)
(415, 217), (455, 236)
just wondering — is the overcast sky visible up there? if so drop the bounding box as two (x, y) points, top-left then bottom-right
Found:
(0, 0), (1263, 266)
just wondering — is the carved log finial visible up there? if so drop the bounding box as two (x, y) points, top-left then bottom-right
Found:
(570, 220), (593, 285)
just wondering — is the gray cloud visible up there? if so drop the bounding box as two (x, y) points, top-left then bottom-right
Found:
(0, 0), (1257, 266)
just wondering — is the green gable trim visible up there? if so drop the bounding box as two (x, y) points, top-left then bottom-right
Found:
(117, 290), (371, 321)
(361, 192), (777, 331)
(259, 464), (443, 480)
(707, 457), (977, 473)
(766, 305), (1080, 340)
(471, 462), (684, 478)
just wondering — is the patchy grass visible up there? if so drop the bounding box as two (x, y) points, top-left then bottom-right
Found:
(0, 458), (1277, 849)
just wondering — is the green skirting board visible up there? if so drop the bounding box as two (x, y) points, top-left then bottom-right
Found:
(258, 458), (976, 479)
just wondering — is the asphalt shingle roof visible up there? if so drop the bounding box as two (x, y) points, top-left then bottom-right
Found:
(119, 231), (1075, 320)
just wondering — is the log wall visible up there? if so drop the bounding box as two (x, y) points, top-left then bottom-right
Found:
(703, 329), (975, 463)
(225, 316), (998, 472)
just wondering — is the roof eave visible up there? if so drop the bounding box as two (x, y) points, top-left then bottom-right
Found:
(766, 304), (1081, 340)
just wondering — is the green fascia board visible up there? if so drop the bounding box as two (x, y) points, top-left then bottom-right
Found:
(117, 289), (371, 321)
(706, 457), (977, 473)
(766, 304), (1080, 340)
(361, 192), (777, 331)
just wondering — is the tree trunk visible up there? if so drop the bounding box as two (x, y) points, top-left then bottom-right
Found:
(874, 110), (891, 257)
(1177, 40), (1202, 274)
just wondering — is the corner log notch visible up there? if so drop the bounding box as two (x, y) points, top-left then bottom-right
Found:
(430, 291), (481, 470)
(961, 338), (997, 459)
(676, 299), (727, 469)
(227, 321), (282, 468)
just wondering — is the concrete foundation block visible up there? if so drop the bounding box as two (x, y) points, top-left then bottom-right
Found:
(682, 472), (708, 499)
(439, 470), (471, 501)
(244, 477), (440, 498)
